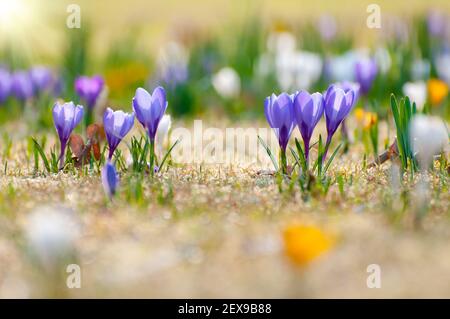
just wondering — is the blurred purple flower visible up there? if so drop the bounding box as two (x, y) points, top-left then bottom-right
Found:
(0, 68), (12, 104)
(12, 71), (34, 101)
(74, 75), (104, 109)
(102, 161), (119, 199)
(132, 87), (168, 142)
(427, 10), (447, 37)
(30, 66), (54, 94)
(52, 101), (84, 167)
(264, 92), (296, 151)
(355, 59), (377, 95)
(103, 108), (135, 160)
(157, 42), (189, 88)
(317, 15), (337, 41)
(293, 91), (324, 161)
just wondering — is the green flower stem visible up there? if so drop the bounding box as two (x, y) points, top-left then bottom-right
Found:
(280, 148), (287, 175)
(150, 138), (155, 177)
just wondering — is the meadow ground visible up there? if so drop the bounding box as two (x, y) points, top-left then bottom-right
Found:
(0, 120), (448, 298)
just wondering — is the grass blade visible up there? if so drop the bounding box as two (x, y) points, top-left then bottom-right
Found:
(258, 135), (278, 171)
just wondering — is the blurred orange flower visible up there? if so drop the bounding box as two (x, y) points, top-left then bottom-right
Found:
(355, 108), (377, 130)
(105, 62), (149, 95)
(427, 79), (448, 106)
(283, 224), (333, 266)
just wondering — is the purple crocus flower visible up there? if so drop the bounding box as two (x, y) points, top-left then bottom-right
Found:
(325, 81), (360, 143)
(102, 161), (119, 199)
(355, 59), (377, 95)
(52, 101), (84, 168)
(30, 66), (54, 94)
(264, 92), (296, 152)
(12, 71), (34, 101)
(103, 108), (135, 160)
(132, 87), (168, 142)
(74, 75), (104, 109)
(0, 68), (12, 104)
(293, 91), (324, 162)
(323, 85), (356, 160)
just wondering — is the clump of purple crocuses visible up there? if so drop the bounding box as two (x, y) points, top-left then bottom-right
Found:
(263, 83), (358, 175)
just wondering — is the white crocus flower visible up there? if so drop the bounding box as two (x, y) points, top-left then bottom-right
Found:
(410, 115), (449, 169)
(402, 81), (427, 111)
(156, 114), (172, 153)
(212, 67), (241, 99)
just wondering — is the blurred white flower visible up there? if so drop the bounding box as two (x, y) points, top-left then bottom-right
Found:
(156, 114), (172, 152)
(267, 31), (296, 54)
(326, 50), (367, 82)
(410, 115), (449, 169)
(255, 53), (273, 78)
(24, 206), (80, 268)
(276, 50), (323, 91)
(410, 59), (430, 81)
(212, 67), (241, 99)
(374, 47), (391, 74)
(402, 81), (427, 111)
(435, 53), (450, 85)
(157, 42), (189, 86)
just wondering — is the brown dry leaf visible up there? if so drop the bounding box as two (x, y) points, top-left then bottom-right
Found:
(87, 124), (105, 143)
(69, 134), (91, 167)
(69, 134), (85, 159)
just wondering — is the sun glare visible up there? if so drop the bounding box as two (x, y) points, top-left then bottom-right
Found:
(0, 0), (33, 36)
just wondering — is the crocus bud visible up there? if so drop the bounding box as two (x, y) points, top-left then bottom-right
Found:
(132, 86), (168, 142)
(103, 108), (135, 159)
(156, 114), (171, 151)
(52, 101), (84, 167)
(102, 161), (119, 199)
